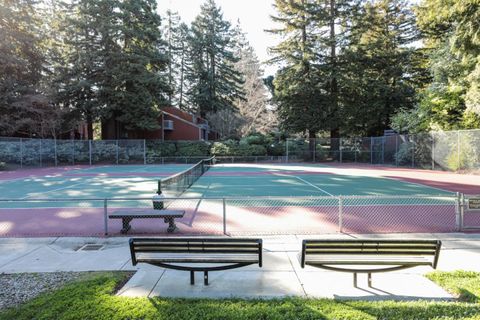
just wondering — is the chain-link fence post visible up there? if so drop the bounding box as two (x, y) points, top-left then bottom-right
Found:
(54, 138), (58, 166)
(223, 198), (227, 235)
(431, 132), (435, 170)
(20, 138), (23, 168)
(370, 137), (373, 164)
(457, 130), (461, 170)
(104, 198), (109, 236)
(455, 192), (462, 231)
(39, 139), (43, 167)
(460, 192), (465, 231)
(72, 140), (75, 165)
(395, 134), (399, 167)
(381, 136), (385, 164)
(339, 138), (343, 163)
(286, 139), (289, 163)
(115, 140), (119, 165)
(338, 196), (343, 232)
(313, 138), (316, 162)
(89, 140), (92, 165)
(411, 135), (415, 168)
(143, 139), (147, 165)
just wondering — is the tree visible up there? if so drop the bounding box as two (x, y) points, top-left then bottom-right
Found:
(57, 0), (170, 139)
(393, 0), (480, 132)
(0, 0), (51, 137)
(207, 23), (277, 138)
(187, 0), (244, 117)
(162, 11), (192, 111)
(268, 0), (326, 142)
(342, 0), (422, 136)
(102, 0), (170, 137)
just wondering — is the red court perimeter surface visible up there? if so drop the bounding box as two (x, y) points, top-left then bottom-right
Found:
(0, 203), (462, 237)
(325, 163), (480, 194)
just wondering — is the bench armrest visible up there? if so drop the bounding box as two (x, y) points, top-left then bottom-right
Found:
(129, 238), (137, 266)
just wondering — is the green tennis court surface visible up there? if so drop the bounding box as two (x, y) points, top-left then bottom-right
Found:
(0, 164), (192, 201)
(0, 163), (454, 203)
(0, 162), (463, 237)
(185, 164), (454, 198)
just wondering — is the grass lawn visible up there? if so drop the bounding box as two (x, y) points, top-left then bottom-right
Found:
(1, 271), (480, 320)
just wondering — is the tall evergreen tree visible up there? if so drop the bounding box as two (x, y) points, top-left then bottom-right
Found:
(0, 0), (49, 136)
(342, 0), (421, 136)
(187, 0), (244, 117)
(57, 0), (170, 139)
(162, 10), (191, 110)
(268, 0), (325, 142)
(268, 0), (359, 144)
(103, 0), (170, 137)
(393, 0), (480, 132)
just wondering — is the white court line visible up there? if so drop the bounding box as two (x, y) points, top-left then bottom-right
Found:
(20, 181), (91, 199)
(274, 173), (334, 197)
(380, 175), (455, 194)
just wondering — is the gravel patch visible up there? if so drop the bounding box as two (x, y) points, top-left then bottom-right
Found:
(0, 272), (85, 310)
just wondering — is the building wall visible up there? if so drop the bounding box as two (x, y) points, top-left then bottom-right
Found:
(101, 106), (215, 141)
(163, 112), (200, 140)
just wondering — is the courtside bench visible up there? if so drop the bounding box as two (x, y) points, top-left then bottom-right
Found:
(129, 238), (263, 285)
(109, 209), (185, 234)
(300, 239), (441, 287)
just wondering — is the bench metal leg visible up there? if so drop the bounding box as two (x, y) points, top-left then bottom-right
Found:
(121, 217), (132, 234)
(353, 273), (357, 287)
(368, 273), (372, 287)
(204, 271), (209, 286)
(190, 271), (195, 285)
(164, 217), (177, 233)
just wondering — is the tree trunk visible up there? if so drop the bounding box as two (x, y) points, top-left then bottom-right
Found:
(86, 113), (93, 140)
(329, 0), (340, 155)
(308, 130), (316, 161)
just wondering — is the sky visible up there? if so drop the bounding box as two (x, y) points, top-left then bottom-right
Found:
(158, 0), (279, 76)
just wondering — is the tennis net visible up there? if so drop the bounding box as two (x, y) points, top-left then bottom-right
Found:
(158, 156), (215, 197)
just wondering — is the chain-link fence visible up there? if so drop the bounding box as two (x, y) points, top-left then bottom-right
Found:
(1, 129), (479, 171)
(286, 129), (480, 171)
(0, 194), (465, 237)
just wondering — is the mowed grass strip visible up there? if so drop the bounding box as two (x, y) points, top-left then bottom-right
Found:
(1, 271), (480, 320)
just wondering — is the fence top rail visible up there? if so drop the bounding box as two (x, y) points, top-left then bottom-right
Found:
(0, 194), (457, 202)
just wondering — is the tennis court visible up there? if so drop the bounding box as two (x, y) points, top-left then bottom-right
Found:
(0, 160), (477, 237)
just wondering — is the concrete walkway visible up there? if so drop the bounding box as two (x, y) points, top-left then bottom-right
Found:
(1, 233), (480, 300)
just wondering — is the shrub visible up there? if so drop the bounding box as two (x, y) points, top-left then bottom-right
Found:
(267, 142), (285, 156)
(0, 162), (6, 170)
(175, 141), (210, 157)
(210, 140), (237, 156)
(240, 134), (268, 146)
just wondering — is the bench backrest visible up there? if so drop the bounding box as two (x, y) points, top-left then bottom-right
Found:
(130, 238), (263, 266)
(301, 239), (441, 268)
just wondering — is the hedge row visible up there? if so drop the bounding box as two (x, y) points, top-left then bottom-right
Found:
(0, 134), (286, 166)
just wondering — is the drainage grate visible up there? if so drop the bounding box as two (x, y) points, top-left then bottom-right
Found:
(77, 244), (104, 251)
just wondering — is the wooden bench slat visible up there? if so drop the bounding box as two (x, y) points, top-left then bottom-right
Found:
(137, 253), (259, 262)
(109, 210), (185, 218)
(304, 240), (439, 244)
(135, 242), (258, 250)
(132, 238), (260, 243)
(305, 250), (437, 255)
(305, 255), (431, 264)
(135, 247), (258, 254)
(305, 244), (439, 249)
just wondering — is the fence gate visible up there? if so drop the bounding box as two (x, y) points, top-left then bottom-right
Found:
(461, 194), (480, 230)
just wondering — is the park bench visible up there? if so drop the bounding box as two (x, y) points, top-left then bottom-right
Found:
(109, 209), (185, 234)
(300, 239), (441, 287)
(129, 237), (263, 285)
